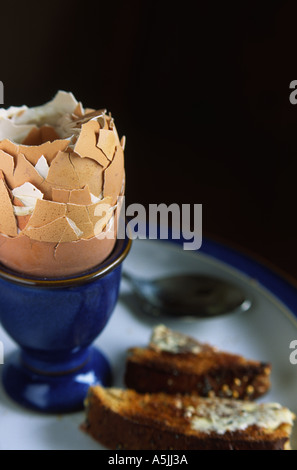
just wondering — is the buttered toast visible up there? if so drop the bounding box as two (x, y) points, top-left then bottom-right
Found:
(83, 385), (295, 450)
(124, 325), (271, 400)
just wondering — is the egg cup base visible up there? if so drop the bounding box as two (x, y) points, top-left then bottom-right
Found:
(2, 346), (112, 413)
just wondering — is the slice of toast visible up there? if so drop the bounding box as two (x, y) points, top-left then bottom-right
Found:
(83, 385), (295, 450)
(124, 325), (271, 399)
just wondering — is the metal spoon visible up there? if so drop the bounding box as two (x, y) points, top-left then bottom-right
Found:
(122, 271), (252, 318)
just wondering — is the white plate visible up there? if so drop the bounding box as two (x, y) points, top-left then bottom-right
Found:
(0, 237), (297, 450)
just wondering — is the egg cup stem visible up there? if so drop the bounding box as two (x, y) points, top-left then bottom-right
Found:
(2, 345), (112, 413)
(0, 232), (132, 414)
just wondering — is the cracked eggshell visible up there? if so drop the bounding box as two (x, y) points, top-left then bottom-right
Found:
(51, 185), (93, 205)
(0, 208), (119, 277)
(21, 125), (60, 146)
(18, 139), (71, 166)
(0, 91), (125, 277)
(0, 138), (19, 156)
(12, 182), (44, 208)
(34, 155), (50, 179)
(69, 153), (104, 198)
(65, 203), (94, 238)
(103, 144), (125, 204)
(12, 197), (31, 231)
(23, 216), (80, 243)
(0, 171), (18, 237)
(97, 128), (117, 161)
(0, 149), (14, 185)
(45, 151), (80, 190)
(0, 136), (70, 166)
(12, 182), (44, 231)
(74, 119), (109, 168)
(13, 153), (45, 189)
(68, 186), (93, 205)
(0, 148), (53, 199)
(24, 199), (66, 228)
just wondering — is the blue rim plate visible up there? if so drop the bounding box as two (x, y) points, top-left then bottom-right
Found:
(0, 231), (297, 449)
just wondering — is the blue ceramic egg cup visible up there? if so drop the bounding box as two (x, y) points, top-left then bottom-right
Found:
(0, 234), (131, 413)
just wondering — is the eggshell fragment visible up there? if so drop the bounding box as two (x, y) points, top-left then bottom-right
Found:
(0, 118), (35, 144)
(46, 151), (80, 190)
(51, 188), (70, 203)
(23, 216), (80, 243)
(52, 184), (94, 206)
(13, 153), (46, 192)
(51, 186), (94, 205)
(14, 91), (79, 131)
(12, 182), (44, 207)
(61, 218), (82, 241)
(66, 203), (94, 239)
(24, 199), (66, 228)
(69, 153), (103, 198)
(73, 119), (109, 168)
(13, 197), (31, 231)
(68, 185), (92, 205)
(0, 136), (70, 168)
(120, 135), (126, 151)
(34, 155), (49, 179)
(0, 171), (18, 237)
(12, 182), (44, 231)
(19, 139), (71, 166)
(73, 102), (84, 118)
(73, 109), (107, 128)
(97, 129), (117, 161)
(21, 125), (60, 146)
(84, 108), (95, 114)
(0, 139), (19, 158)
(0, 149), (15, 185)
(103, 145), (125, 204)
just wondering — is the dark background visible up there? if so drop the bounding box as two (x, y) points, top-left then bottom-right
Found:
(1, 0), (297, 281)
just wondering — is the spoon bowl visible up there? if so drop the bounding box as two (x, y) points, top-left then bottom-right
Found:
(122, 271), (252, 318)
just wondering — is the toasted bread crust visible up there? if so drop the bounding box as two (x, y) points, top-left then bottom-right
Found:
(125, 346), (271, 400)
(83, 386), (292, 450)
